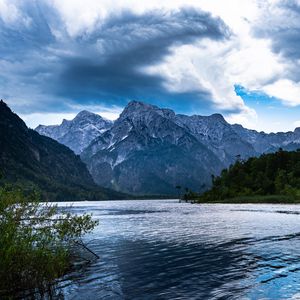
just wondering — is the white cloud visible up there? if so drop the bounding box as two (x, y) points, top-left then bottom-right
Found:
(0, 0), (20, 24)
(50, 0), (107, 36)
(20, 112), (77, 128)
(0, 0), (31, 27)
(143, 41), (251, 112)
(225, 38), (284, 89)
(48, 0), (259, 38)
(263, 79), (300, 106)
(96, 111), (120, 121)
(45, 0), (272, 129)
(135, 0), (300, 129)
(69, 104), (122, 120)
(225, 110), (258, 130)
(294, 120), (300, 128)
(21, 106), (121, 129)
(4, 0), (300, 131)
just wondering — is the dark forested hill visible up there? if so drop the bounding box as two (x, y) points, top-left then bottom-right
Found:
(0, 100), (125, 201)
(198, 149), (300, 203)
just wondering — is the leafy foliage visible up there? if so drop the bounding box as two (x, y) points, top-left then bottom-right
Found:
(199, 149), (300, 202)
(0, 185), (98, 298)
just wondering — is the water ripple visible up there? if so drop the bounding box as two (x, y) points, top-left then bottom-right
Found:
(55, 200), (300, 299)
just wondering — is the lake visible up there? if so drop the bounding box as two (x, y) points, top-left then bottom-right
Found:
(58, 200), (300, 299)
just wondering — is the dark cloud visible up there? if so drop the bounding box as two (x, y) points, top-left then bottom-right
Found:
(0, 2), (59, 58)
(53, 8), (229, 107)
(0, 3), (230, 113)
(254, 0), (300, 81)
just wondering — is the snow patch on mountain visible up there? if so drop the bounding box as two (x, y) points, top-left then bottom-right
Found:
(35, 100), (300, 195)
(36, 110), (113, 154)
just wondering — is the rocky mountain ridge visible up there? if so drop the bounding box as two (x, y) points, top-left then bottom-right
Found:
(36, 100), (300, 195)
(36, 110), (112, 154)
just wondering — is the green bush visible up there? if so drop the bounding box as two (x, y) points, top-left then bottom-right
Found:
(0, 185), (98, 298)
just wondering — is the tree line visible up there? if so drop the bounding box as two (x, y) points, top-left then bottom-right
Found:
(198, 149), (300, 202)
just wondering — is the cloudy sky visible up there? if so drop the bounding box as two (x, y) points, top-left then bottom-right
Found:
(1, 0), (300, 132)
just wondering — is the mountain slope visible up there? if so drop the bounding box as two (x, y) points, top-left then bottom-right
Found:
(232, 124), (300, 153)
(174, 113), (257, 165)
(0, 100), (125, 201)
(36, 110), (112, 154)
(81, 101), (225, 194)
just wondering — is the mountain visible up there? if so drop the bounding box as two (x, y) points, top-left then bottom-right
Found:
(80, 101), (255, 195)
(36, 100), (300, 196)
(0, 100), (125, 201)
(173, 113), (257, 165)
(36, 110), (113, 154)
(232, 124), (300, 153)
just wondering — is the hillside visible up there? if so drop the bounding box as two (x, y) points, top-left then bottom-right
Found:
(0, 100), (125, 201)
(198, 149), (300, 203)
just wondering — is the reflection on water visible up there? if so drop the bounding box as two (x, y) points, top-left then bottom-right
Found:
(56, 200), (300, 299)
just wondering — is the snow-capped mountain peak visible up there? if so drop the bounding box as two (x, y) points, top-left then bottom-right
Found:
(36, 110), (113, 154)
(35, 101), (300, 195)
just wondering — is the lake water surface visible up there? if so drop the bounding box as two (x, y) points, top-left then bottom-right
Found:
(58, 200), (300, 299)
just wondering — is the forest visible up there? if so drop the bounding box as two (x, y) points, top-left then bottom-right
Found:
(197, 149), (300, 203)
